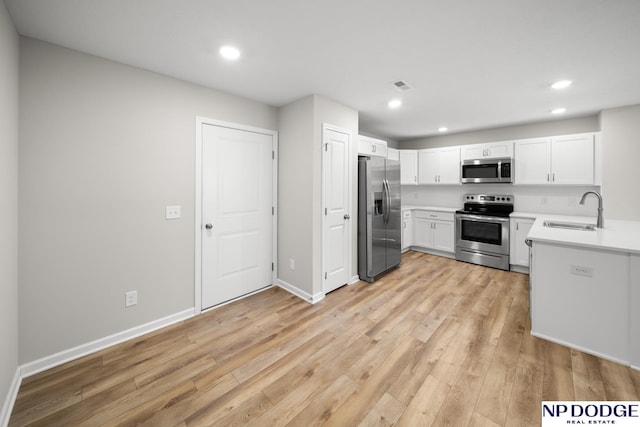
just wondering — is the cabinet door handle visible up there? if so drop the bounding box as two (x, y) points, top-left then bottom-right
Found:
(552, 173), (555, 182)
(547, 173), (550, 182)
(516, 223), (519, 231)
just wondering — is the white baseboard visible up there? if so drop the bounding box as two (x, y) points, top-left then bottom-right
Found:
(20, 308), (195, 379)
(531, 331), (629, 368)
(409, 247), (456, 259)
(349, 275), (361, 285)
(510, 265), (530, 274)
(277, 279), (324, 304)
(0, 368), (21, 427)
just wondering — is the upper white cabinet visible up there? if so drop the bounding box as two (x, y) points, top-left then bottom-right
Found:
(417, 146), (460, 184)
(551, 134), (595, 184)
(358, 135), (387, 158)
(515, 133), (595, 185)
(400, 150), (418, 185)
(387, 147), (400, 161)
(461, 141), (513, 160)
(514, 138), (550, 184)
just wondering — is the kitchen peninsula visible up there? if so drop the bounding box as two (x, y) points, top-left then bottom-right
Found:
(527, 217), (640, 370)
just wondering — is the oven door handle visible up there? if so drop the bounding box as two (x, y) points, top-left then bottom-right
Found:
(456, 214), (510, 223)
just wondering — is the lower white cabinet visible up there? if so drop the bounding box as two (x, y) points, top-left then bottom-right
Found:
(413, 210), (454, 253)
(402, 210), (413, 251)
(531, 242), (629, 364)
(509, 217), (534, 267)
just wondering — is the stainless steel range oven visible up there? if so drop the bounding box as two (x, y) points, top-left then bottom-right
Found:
(455, 194), (514, 270)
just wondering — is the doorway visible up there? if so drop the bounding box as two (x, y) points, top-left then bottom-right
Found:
(195, 118), (277, 312)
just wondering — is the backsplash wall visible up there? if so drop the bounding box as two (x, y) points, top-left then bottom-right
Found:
(402, 184), (602, 216)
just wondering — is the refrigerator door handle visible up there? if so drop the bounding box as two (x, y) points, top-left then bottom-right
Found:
(386, 180), (392, 224)
(383, 179), (391, 224)
(381, 179), (387, 225)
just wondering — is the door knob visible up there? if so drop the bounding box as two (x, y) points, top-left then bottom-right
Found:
(344, 214), (351, 220)
(205, 223), (213, 230)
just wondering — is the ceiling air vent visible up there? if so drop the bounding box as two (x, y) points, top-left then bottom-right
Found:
(393, 80), (412, 92)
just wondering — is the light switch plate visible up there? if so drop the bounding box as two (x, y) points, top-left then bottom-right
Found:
(166, 205), (181, 219)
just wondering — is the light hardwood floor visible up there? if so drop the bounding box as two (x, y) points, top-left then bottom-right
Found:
(9, 251), (640, 426)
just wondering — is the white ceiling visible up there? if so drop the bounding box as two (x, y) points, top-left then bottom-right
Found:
(5, 0), (640, 140)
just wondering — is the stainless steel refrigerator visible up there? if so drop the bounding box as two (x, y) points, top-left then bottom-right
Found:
(358, 156), (402, 282)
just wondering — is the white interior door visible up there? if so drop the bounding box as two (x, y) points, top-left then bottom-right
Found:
(323, 125), (351, 294)
(201, 123), (273, 309)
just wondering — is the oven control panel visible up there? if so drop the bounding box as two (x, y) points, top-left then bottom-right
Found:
(463, 194), (513, 204)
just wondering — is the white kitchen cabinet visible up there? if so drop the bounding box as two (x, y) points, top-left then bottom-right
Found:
(358, 135), (387, 158)
(402, 210), (413, 252)
(387, 147), (400, 161)
(514, 138), (551, 184)
(400, 150), (418, 185)
(550, 134), (595, 184)
(509, 217), (534, 267)
(531, 242), (629, 364)
(461, 141), (513, 160)
(514, 133), (595, 185)
(417, 146), (460, 185)
(413, 210), (455, 253)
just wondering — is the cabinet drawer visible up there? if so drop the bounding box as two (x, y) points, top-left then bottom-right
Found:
(414, 210), (454, 222)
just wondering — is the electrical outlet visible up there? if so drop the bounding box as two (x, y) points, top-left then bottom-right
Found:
(125, 290), (138, 307)
(289, 258), (295, 270)
(570, 265), (594, 277)
(165, 205), (181, 220)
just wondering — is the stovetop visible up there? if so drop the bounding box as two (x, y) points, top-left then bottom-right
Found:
(456, 194), (514, 218)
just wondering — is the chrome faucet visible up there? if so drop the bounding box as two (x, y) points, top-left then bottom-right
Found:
(579, 191), (604, 228)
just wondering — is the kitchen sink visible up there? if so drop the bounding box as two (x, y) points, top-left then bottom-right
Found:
(543, 221), (596, 231)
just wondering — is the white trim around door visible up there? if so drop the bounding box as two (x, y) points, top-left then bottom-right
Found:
(321, 123), (353, 295)
(194, 116), (278, 315)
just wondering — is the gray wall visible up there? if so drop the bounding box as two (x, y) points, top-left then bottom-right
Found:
(0, 0), (19, 413)
(399, 115), (600, 149)
(278, 95), (358, 298)
(19, 38), (278, 364)
(277, 96), (315, 294)
(601, 105), (640, 221)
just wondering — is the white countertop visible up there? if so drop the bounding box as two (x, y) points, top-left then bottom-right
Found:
(526, 213), (640, 254)
(402, 205), (458, 213)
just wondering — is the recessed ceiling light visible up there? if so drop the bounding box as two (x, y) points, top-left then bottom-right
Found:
(438, 127), (448, 132)
(388, 99), (402, 109)
(551, 107), (567, 115)
(219, 45), (241, 60)
(551, 80), (572, 90)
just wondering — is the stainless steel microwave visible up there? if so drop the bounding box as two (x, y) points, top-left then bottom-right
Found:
(461, 158), (513, 183)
